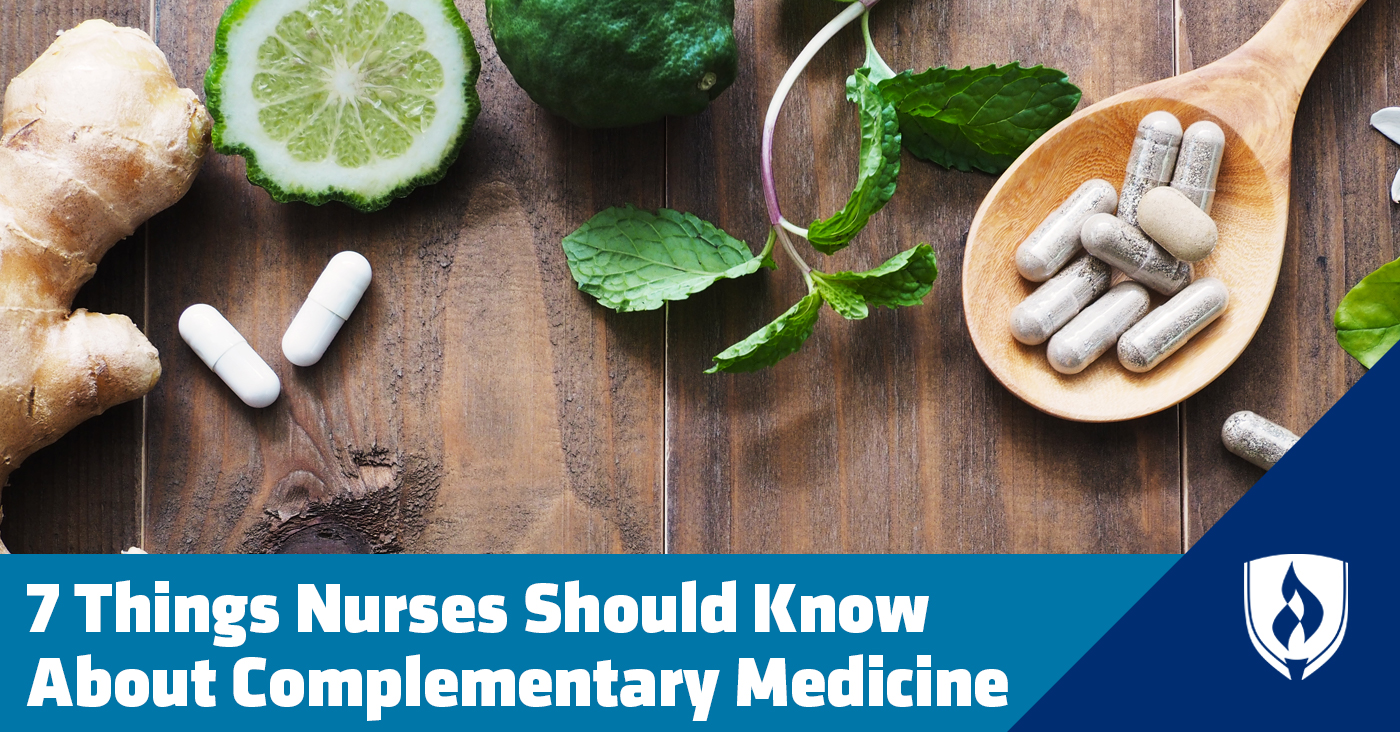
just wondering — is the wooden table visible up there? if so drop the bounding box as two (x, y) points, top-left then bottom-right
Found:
(0, 0), (1381, 554)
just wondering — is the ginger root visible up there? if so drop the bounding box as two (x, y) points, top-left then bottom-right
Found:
(0, 20), (211, 552)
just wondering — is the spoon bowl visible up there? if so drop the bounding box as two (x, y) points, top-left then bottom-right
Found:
(963, 0), (1366, 422)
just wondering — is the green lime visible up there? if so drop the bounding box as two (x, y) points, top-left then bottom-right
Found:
(207, 0), (481, 211)
(485, 0), (737, 129)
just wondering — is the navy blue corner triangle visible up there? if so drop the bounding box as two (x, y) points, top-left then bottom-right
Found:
(1012, 352), (1400, 729)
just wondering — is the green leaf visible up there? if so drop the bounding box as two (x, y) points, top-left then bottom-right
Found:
(812, 277), (869, 320)
(563, 206), (773, 312)
(879, 63), (1081, 175)
(1334, 257), (1400, 368)
(707, 292), (825, 373)
(806, 66), (902, 255)
(811, 243), (939, 310)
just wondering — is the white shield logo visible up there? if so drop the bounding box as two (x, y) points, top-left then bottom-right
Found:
(1244, 554), (1348, 680)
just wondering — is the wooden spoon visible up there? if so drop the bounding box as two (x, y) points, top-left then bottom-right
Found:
(962, 0), (1367, 422)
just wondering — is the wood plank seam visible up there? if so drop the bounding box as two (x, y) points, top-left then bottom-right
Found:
(664, 116), (671, 557)
(1175, 0), (1188, 555)
(142, 0), (158, 552)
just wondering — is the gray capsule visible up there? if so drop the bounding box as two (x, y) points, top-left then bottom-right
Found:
(1080, 213), (1193, 295)
(1170, 121), (1225, 214)
(1046, 282), (1151, 374)
(1119, 111), (1182, 226)
(1009, 254), (1112, 345)
(1118, 277), (1229, 372)
(1015, 178), (1119, 282)
(1221, 410), (1299, 470)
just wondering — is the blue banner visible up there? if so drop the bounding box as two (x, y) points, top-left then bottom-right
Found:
(2, 554), (1172, 728)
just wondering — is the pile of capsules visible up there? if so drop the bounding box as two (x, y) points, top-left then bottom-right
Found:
(1009, 111), (1229, 375)
(179, 251), (372, 408)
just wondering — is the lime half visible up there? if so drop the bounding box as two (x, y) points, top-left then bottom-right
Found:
(207, 0), (480, 211)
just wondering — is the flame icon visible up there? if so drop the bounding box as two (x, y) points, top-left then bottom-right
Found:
(1245, 554), (1348, 680)
(1271, 563), (1324, 654)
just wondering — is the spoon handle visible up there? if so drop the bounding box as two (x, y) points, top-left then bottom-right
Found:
(1179, 0), (1366, 173)
(1233, 0), (1369, 100)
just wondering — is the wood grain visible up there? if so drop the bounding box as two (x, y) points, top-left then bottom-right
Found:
(0, 0), (149, 553)
(139, 0), (664, 553)
(1182, 0), (1387, 545)
(665, 0), (1182, 553)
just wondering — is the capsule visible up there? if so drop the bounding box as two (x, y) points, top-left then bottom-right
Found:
(1170, 121), (1225, 214)
(1117, 277), (1229, 372)
(283, 251), (373, 367)
(1046, 282), (1151, 374)
(1119, 111), (1182, 226)
(1137, 186), (1218, 262)
(1221, 411), (1299, 470)
(179, 304), (281, 408)
(1015, 179), (1118, 282)
(1080, 213), (1193, 295)
(1009, 254), (1112, 345)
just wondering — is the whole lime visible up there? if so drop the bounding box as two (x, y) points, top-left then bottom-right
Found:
(485, 0), (737, 128)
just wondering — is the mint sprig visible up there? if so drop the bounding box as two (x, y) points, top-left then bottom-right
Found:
(563, 2), (1076, 373)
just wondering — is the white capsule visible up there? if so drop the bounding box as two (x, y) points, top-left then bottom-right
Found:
(1119, 111), (1182, 226)
(1117, 277), (1229, 372)
(1221, 411), (1299, 470)
(283, 251), (373, 367)
(1009, 254), (1112, 345)
(1015, 178), (1119, 282)
(1170, 121), (1225, 214)
(1081, 213), (1193, 295)
(1047, 282), (1151, 374)
(179, 304), (281, 408)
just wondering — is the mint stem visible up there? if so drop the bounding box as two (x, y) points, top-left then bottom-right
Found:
(861, 12), (896, 81)
(760, 0), (877, 272)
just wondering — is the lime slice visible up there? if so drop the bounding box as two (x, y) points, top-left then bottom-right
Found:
(207, 0), (480, 211)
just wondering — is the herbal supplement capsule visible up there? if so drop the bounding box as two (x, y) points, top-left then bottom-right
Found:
(1118, 111), (1182, 226)
(1015, 178), (1118, 282)
(1009, 254), (1112, 345)
(1137, 186), (1218, 262)
(1170, 120), (1225, 214)
(283, 251), (373, 367)
(1080, 213), (1193, 295)
(179, 304), (281, 408)
(1117, 277), (1229, 372)
(1221, 410), (1300, 470)
(1046, 282), (1151, 374)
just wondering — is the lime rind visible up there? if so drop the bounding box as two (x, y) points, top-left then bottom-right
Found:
(207, 0), (481, 212)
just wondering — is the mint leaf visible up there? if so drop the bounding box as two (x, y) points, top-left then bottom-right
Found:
(1335, 256), (1400, 368)
(806, 67), (902, 255)
(879, 63), (1081, 175)
(707, 292), (824, 373)
(812, 243), (939, 309)
(813, 278), (869, 320)
(563, 206), (774, 312)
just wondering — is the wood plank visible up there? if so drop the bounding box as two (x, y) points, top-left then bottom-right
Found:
(0, 0), (149, 553)
(142, 0), (665, 553)
(1182, 0), (1385, 545)
(666, 1), (1182, 552)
